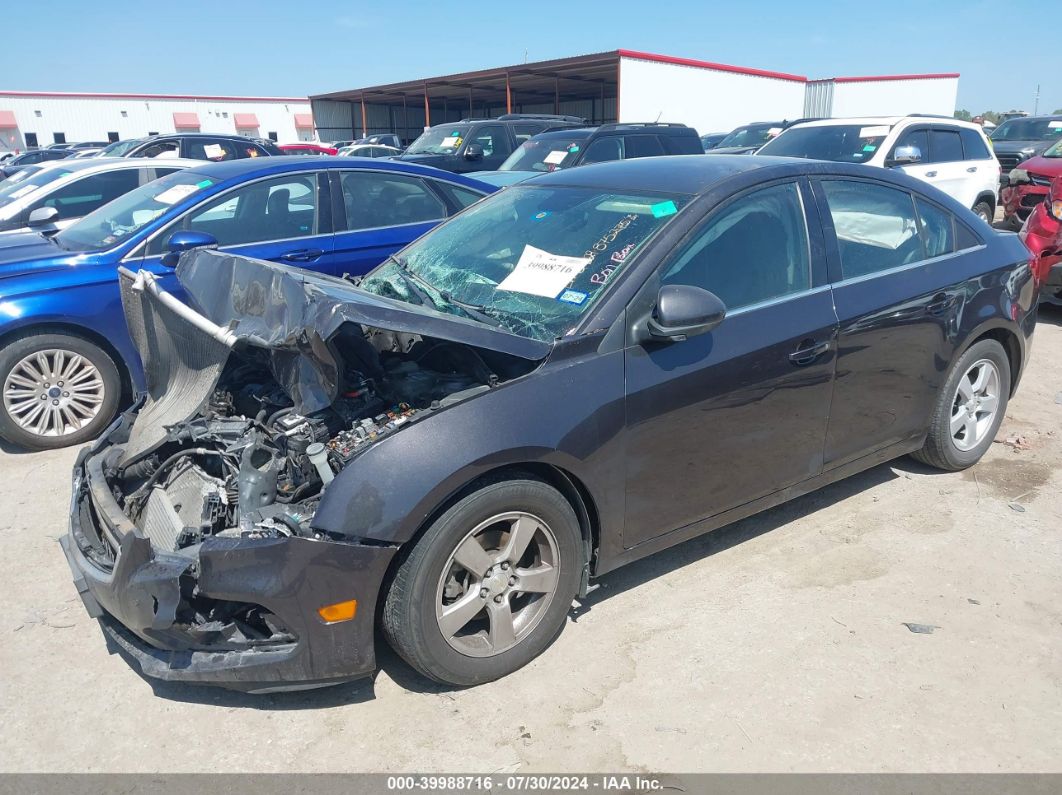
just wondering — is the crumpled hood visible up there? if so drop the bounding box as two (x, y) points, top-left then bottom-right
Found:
(174, 249), (551, 412)
(0, 231), (77, 279)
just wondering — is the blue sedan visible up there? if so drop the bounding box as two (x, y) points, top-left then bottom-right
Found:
(0, 156), (495, 450)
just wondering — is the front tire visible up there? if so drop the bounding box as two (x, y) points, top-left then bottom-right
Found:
(911, 339), (1010, 471)
(382, 476), (582, 686)
(973, 200), (993, 225)
(0, 332), (121, 451)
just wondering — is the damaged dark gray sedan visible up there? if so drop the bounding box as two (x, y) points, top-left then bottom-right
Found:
(63, 156), (1037, 692)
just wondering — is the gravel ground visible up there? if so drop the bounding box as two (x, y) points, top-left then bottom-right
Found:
(1, 307), (1060, 774)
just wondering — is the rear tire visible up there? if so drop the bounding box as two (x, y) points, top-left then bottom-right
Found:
(0, 332), (121, 451)
(973, 201), (993, 225)
(382, 476), (582, 686)
(911, 339), (1010, 471)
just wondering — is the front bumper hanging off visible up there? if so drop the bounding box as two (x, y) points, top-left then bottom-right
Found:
(62, 446), (398, 693)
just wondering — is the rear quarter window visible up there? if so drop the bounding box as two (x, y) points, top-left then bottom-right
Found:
(959, 128), (992, 160)
(662, 133), (705, 155)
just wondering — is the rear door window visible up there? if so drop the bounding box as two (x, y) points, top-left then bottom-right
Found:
(513, 123), (545, 143)
(928, 129), (964, 163)
(821, 179), (924, 279)
(959, 128), (992, 160)
(914, 196), (955, 258)
(624, 135), (666, 159)
(469, 125), (512, 158)
(339, 171), (446, 229)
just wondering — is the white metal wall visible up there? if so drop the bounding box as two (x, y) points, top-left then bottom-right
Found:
(0, 94), (315, 152)
(830, 78), (958, 118)
(618, 56), (806, 134)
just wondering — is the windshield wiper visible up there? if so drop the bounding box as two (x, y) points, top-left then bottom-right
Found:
(391, 256), (504, 328)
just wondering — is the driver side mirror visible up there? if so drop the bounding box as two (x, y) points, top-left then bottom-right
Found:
(890, 145), (922, 165)
(464, 143), (484, 161)
(646, 284), (726, 343)
(161, 230), (218, 267)
(27, 206), (60, 228)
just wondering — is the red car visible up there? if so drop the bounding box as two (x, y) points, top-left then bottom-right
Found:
(1001, 138), (1062, 225)
(278, 143), (338, 156)
(1018, 174), (1062, 303)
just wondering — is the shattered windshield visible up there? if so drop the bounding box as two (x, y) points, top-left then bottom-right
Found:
(359, 184), (690, 342)
(405, 125), (470, 155)
(54, 170), (214, 252)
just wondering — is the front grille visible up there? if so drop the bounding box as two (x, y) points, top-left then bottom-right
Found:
(1030, 173), (1054, 187)
(1022, 193), (1045, 208)
(997, 154), (1023, 173)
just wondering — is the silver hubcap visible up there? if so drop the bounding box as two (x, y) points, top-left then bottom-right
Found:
(950, 358), (1000, 452)
(435, 511), (560, 658)
(2, 349), (105, 437)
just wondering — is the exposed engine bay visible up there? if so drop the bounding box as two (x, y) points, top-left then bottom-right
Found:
(107, 326), (532, 555)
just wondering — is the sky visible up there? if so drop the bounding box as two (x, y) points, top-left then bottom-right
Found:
(1, 0), (1056, 116)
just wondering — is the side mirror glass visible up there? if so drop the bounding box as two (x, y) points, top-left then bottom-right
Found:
(891, 145), (922, 165)
(27, 206), (60, 227)
(161, 230), (218, 267)
(646, 284), (727, 343)
(464, 143), (484, 161)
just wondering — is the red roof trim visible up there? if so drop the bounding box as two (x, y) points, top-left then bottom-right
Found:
(618, 49), (807, 83)
(833, 73), (960, 83)
(0, 90), (308, 102)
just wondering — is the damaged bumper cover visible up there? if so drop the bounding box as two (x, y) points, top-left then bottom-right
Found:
(63, 445), (397, 693)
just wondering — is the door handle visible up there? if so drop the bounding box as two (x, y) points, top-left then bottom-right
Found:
(280, 248), (324, 263)
(789, 340), (831, 366)
(925, 170), (938, 178)
(966, 166), (978, 173)
(926, 293), (955, 315)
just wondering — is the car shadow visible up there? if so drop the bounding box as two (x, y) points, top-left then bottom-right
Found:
(1037, 303), (1062, 327)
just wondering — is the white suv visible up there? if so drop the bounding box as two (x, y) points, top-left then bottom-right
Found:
(756, 116), (1001, 223)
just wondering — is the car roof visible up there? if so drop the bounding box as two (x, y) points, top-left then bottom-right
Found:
(178, 154), (495, 189)
(27, 156), (201, 175)
(521, 154), (787, 194)
(515, 154), (952, 199)
(129, 132), (269, 143)
(787, 116), (985, 132)
(523, 128), (596, 140)
(999, 114), (1062, 122)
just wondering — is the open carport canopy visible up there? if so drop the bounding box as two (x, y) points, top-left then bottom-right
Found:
(310, 51), (621, 142)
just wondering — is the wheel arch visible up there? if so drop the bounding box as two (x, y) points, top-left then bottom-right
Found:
(974, 191), (996, 214)
(0, 321), (134, 402)
(377, 461), (603, 605)
(955, 322), (1023, 396)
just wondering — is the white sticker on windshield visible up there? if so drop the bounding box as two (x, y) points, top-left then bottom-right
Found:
(497, 245), (591, 298)
(438, 137), (458, 148)
(153, 184), (200, 205)
(767, 127), (783, 136)
(203, 144), (225, 160)
(543, 150), (568, 165)
(859, 125), (891, 138)
(1050, 121), (1062, 129)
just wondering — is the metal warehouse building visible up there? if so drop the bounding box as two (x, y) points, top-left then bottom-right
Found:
(310, 49), (959, 142)
(0, 91), (315, 153)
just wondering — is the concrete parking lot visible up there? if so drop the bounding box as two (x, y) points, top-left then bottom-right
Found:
(1, 307), (1060, 774)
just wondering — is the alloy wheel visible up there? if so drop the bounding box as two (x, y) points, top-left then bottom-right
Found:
(950, 358), (1000, 452)
(2, 349), (106, 437)
(435, 511), (561, 658)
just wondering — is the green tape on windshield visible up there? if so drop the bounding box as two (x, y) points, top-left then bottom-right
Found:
(196, 179), (214, 188)
(651, 200), (677, 218)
